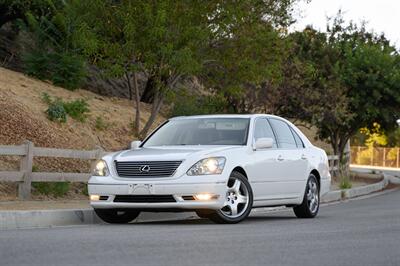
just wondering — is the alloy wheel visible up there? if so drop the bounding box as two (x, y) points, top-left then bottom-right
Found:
(221, 177), (250, 218)
(307, 179), (319, 214)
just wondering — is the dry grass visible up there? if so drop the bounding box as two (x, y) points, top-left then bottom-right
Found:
(0, 67), (166, 150)
(0, 67), (166, 200)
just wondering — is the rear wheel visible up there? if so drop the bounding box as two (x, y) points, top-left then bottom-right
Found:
(293, 174), (320, 218)
(208, 171), (253, 224)
(94, 209), (140, 224)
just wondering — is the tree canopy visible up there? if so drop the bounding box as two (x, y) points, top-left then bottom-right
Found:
(1, 2), (399, 169)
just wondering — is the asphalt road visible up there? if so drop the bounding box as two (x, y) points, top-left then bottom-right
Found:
(1, 190), (400, 266)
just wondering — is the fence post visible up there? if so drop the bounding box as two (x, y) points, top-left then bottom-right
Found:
(95, 146), (104, 159)
(397, 148), (399, 168)
(383, 147), (386, 167)
(371, 148), (374, 166)
(18, 140), (34, 200)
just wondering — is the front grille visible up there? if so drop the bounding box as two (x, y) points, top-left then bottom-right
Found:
(115, 161), (182, 178)
(114, 195), (176, 203)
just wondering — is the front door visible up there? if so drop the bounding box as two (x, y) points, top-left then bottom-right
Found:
(246, 118), (284, 201)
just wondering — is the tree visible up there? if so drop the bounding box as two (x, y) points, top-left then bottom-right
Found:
(278, 14), (400, 165)
(200, 0), (300, 113)
(325, 19), (400, 161)
(70, 0), (209, 137)
(0, 0), (62, 28)
(18, 1), (87, 90)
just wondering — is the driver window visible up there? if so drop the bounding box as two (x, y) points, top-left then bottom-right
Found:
(254, 118), (277, 148)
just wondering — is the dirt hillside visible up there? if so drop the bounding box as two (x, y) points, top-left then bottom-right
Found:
(0, 67), (166, 150)
(0, 67), (166, 200)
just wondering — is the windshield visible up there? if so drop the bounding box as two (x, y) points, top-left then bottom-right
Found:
(142, 118), (250, 147)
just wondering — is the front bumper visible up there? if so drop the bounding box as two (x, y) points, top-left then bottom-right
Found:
(88, 175), (227, 210)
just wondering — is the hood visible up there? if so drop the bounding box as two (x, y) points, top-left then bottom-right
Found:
(111, 145), (242, 162)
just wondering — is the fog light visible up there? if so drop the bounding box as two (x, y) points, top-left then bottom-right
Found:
(90, 195), (100, 201)
(194, 194), (217, 201)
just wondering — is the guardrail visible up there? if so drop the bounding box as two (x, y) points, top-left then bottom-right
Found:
(0, 141), (341, 200)
(0, 141), (104, 200)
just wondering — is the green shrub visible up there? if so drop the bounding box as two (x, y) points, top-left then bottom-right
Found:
(32, 182), (70, 197)
(51, 53), (86, 90)
(339, 178), (352, 189)
(24, 50), (86, 90)
(81, 185), (88, 196)
(41, 92), (52, 105)
(95, 116), (109, 130)
(63, 99), (90, 122)
(24, 51), (50, 80)
(41, 93), (90, 122)
(46, 100), (67, 123)
(32, 165), (39, 172)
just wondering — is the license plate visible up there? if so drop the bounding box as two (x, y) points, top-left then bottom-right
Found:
(128, 184), (154, 194)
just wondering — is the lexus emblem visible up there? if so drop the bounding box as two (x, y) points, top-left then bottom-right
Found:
(139, 165), (151, 173)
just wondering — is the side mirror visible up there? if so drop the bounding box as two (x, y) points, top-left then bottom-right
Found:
(254, 137), (273, 150)
(130, 140), (142, 150)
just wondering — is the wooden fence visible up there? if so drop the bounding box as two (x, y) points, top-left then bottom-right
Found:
(328, 155), (339, 175)
(0, 140), (340, 200)
(0, 141), (104, 200)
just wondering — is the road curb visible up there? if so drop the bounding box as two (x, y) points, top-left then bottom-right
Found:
(321, 190), (342, 203)
(0, 209), (98, 230)
(321, 173), (393, 203)
(0, 209), (197, 230)
(1, 175), (397, 230)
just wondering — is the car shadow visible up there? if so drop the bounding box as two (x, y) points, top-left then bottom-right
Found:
(132, 214), (297, 225)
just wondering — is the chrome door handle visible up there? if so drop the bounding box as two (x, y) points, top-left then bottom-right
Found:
(301, 154), (307, 160)
(277, 155), (284, 161)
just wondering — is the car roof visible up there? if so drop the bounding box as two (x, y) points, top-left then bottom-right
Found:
(170, 114), (273, 120)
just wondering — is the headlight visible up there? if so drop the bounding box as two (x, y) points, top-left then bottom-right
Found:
(187, 157), (226, 176)
(92, 160), (110, 176)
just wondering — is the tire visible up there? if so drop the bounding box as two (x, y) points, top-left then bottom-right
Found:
(195, 209), (213, 219)
(94, 209), (140, 224)
(208, 171), (253, 224)
(293, 174), (320, 218)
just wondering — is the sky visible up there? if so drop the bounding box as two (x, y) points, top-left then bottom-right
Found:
(292, 0), (400, 47)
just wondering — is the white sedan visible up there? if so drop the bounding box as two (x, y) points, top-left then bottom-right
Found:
(89, 114), (331, 224)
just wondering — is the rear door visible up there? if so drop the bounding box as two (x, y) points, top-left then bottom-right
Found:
(268, 118), (309, 198)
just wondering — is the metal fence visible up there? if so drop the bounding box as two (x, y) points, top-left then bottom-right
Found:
(351, 146), (400, 168)
(0, 140), (340, 200)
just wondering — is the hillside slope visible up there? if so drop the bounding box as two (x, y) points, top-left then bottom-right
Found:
(0, 67), (165, 200)
(0, 67), (165, 151)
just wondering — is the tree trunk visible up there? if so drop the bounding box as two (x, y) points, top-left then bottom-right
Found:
(330, 133), (351, 182)
(132, 71), (141, 137)
(140, 75), (156, 103)
(125, 72), (133, 100)
(338, 137), (351, 180)
(139, 89), (164, 138)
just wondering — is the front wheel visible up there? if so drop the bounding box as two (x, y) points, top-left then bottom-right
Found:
(94, 209), (140, 224)
(208, 171), (253, 224)
(293, 174), (320, 218)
